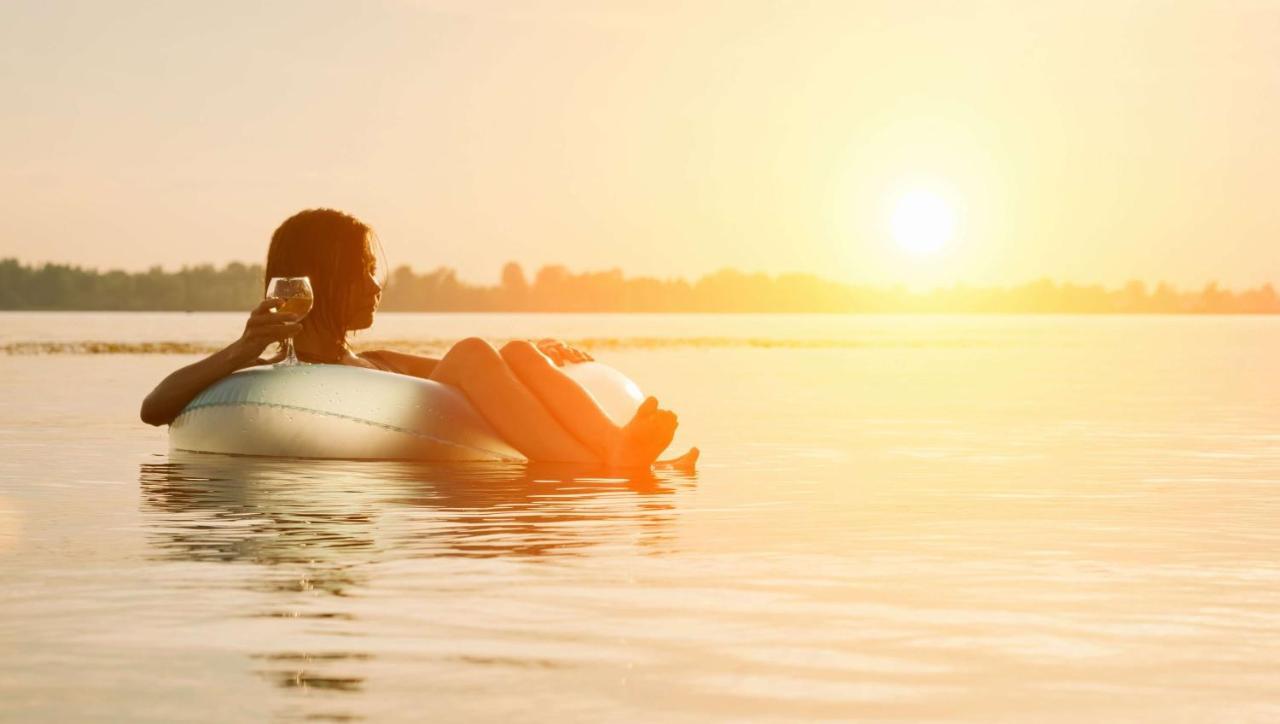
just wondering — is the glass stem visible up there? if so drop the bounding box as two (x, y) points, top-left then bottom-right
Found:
(283, 337), (298, 365)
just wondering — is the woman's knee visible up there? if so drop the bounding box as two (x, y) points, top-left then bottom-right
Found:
(446, 337), (504, 371)
(449, 336), (494, 357)
(499, 339), (545, 368)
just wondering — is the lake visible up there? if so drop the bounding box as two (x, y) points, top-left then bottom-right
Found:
(2, 312), (1278, 722)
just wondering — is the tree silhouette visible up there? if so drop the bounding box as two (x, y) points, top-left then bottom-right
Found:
(0, 257), (1276, 314)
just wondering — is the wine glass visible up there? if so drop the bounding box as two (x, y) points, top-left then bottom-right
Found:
(265, 276), (313, 366)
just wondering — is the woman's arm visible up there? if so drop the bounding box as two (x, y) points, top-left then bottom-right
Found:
(362, 338), (590, 380)
(139, 298), (302, 426)
(362, 337), (589, 379)
(361, 349), (441, 379)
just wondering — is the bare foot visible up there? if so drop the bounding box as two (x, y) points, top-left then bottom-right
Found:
(605, 397), (678, 468)
(654, 447), (699, 472)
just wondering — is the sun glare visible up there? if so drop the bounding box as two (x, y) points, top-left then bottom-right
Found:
(890, 189), (956, 255)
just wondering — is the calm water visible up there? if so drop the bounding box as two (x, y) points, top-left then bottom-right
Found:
(2, 313), (1278, 722)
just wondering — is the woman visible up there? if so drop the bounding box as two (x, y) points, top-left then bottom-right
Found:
(140, 208), (686, 468)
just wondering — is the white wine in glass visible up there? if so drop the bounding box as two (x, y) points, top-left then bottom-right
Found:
(266, 276), (313, 366)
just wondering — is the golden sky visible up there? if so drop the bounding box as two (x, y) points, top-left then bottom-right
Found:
(1, 0), (1277, 288)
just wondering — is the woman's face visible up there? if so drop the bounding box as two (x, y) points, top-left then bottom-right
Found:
(347, 249), (382, 330)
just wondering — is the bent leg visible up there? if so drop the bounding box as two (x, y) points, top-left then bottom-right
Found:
(499, 341), (678, 467)
(499, 340), (619, 460)
(429, 338), (598, 462)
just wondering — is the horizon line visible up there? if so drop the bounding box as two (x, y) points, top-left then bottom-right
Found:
(2, 256), (1275, 294)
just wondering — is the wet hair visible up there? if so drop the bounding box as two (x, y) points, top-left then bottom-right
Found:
(264, 208), (382, 344)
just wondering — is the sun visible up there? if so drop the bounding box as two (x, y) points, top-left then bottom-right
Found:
(889, 189), (956, 255)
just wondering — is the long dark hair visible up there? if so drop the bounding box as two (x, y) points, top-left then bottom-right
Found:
(265, 209), (380, 344)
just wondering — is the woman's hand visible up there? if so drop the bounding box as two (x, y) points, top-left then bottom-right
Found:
(535, 338), (594, 366)
(228, 297), (304, 364)
(141, 298), (303, 426)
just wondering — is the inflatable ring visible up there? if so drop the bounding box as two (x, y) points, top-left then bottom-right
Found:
(169, 361), (645, 461)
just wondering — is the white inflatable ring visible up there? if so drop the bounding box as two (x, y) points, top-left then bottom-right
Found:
(169, 361), (645, 461)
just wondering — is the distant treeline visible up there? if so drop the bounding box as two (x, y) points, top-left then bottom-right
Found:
(2, 258), (1278, 314)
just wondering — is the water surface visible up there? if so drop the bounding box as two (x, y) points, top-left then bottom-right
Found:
(2, 314), (1278, 721)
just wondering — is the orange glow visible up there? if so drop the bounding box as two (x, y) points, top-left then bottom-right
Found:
(0, 2), (1277, 291)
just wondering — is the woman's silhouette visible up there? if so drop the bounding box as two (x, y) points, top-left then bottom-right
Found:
(140, 209), (693, 466)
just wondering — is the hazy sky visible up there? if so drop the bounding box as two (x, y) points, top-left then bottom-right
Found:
(2, 0), (1277, 288)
